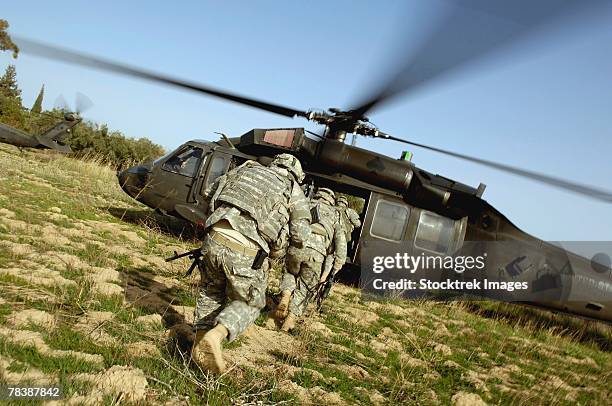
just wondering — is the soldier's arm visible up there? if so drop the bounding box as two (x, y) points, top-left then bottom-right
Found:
(332, 221), (348, 272)
(270, 223), (289, 259)
(348, 208), (361, 228)
(287, 182), (311, 248)
(203, 173), (227, 213)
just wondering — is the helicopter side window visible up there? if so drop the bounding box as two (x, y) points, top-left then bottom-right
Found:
(206, 156), (227, 186)
(162, 146), (203, 177)
(370, 199), (410, 241)
(415, 211), (455, 254)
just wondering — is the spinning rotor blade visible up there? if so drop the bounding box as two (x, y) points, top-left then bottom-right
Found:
(54, 94), (69, 111)
(378, 132), (612, 203)
(351, 0), (609, 117)
(75, 92), (93, 114)
(17, 37), (308, 119)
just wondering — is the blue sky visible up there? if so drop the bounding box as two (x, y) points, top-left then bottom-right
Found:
(2, 0), (611, 242)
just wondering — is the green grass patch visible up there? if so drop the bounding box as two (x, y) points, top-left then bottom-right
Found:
(0, 304), (11, 323)
(0, 338), (101, 374)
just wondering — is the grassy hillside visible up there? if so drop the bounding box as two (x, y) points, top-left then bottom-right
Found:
(0, 145), (610, 405)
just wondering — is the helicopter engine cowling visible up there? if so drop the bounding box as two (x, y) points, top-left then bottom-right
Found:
(317, 139), (415, 193)
(316, 139), (476, 213)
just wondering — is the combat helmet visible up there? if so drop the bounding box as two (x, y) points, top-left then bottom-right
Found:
(271, 153), (304, 182)
(336, 195), (349, 207)
(314, 187), (335, 205)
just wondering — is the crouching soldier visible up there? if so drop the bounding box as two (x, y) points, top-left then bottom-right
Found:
(276, 187), (346, 332)
(191, 153), (310, 374)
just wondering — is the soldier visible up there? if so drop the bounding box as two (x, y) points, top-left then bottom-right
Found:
(336, 195), (361, 242)
(277, 187), (347, 332)
(312, 195), (362, 309)
(191, 153), (310, 374)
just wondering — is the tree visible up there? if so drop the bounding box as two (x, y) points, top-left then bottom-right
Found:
(0, 65), (24, 128)
(0, 20), (19, 58)
(0, 65), (21, 101)
(31, 84), (44, 113)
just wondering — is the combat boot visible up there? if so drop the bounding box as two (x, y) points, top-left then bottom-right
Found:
(191, 324), (228, 374)
(274, 290), (292, 321)
(280, 313), (296, 332)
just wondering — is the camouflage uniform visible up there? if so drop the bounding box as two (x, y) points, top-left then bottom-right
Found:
(283, 188), (347, 318)
(336, 195), (361, 242)
(194, 155), (310, 341)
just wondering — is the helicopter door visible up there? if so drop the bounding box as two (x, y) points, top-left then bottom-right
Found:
(169, 150), (233, 225)
(355, 192), (414, 265)
(147, 144), (205, 214)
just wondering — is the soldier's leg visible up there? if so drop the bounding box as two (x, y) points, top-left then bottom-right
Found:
(279, 271), (297, 293)
(215, 250), (268, 341)
(288, 254), (324, 317)
(273, 272), (295, 321)
(275, 255), (300, 320)
(282, 250), (324, 331)
(193, 239), (226, 331)
(192, 237), (228, 374)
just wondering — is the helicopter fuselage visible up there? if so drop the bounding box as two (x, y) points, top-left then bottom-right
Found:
(117, 128), (612, 323)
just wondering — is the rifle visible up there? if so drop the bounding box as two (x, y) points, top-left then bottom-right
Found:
(316, 273), (335, 311)
(315, 256), (335, 311)
(165, 248), (204, 277)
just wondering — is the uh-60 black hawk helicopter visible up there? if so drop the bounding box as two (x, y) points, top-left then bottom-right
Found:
(18, 0), (612, 323)
(0, 93), (92, 153)
(0, 111), (78, 153)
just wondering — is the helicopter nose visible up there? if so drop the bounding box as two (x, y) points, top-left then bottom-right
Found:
(117, 165), (149, 199)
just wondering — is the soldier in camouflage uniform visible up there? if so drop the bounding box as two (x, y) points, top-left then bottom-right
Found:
(310, 195), (362, 308)
(191, 153), (311, 374)
(276, 187), (347, 332)
(336, 195), (361, 242)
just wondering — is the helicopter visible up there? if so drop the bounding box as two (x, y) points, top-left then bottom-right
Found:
(0, 111), (79, 153)
(15, 0), (612, 323)
(0, 92), (92, 152)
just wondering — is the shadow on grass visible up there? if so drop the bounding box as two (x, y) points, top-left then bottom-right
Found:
(106, 207), (204, 241)
(118, 266), (195, 356)
(462, 301), (612, 352)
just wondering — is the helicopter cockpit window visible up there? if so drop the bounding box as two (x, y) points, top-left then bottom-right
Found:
(370, 199), (410, 241)
(153, 150), (173, 166)
(415, 211), (455, 254)
(162, 146), (203, 177)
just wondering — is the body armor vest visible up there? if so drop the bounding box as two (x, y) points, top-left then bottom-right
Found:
(215, 163), (292, 243)
(310, 201), (339, 247)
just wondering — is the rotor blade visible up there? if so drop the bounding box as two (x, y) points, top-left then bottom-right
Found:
(75, 92), (93, 114)
(379, 132), (612, 203)
(351, 0), (609, 117)
(54, 94), (69, 111)
(16, 37), (308, 119)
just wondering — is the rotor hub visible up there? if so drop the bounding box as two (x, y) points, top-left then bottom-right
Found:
(306, 109), (378, 141)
